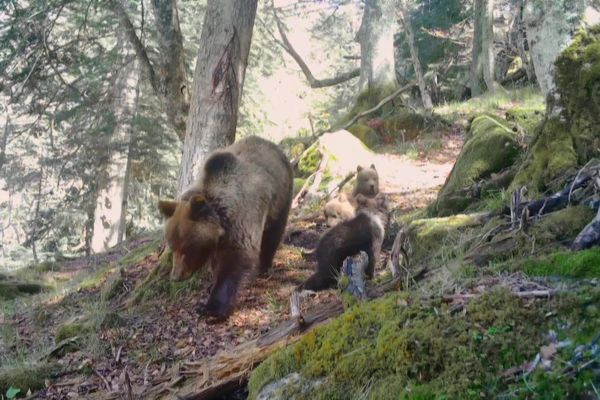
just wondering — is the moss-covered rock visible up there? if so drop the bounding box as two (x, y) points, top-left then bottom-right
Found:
(512, 25), (600, 194)
(504, 108), (544, 138)
(297, 142), (323, 178)
(346, 123), (379, 148)
(405, 213), (488, 265)
(249, 288), (600, 399)
(433, 115), (521, 216)
(0, 363), (60, 397)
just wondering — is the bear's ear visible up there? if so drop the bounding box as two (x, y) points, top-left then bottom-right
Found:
(189, 195), (214, 220)
(370, 163), (376, 171)
(158, 200), (178, 218)
(356, 165), (363, 172)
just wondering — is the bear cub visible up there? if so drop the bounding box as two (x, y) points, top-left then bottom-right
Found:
(300, 193), (389, 291)
(323, 164), (380, 227)
(158, 136), (293, 320)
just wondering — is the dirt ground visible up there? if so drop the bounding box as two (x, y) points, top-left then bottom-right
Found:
(4, 132), (462, 399)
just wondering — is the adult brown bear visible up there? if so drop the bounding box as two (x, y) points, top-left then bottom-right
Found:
(158, 136), (293, 320)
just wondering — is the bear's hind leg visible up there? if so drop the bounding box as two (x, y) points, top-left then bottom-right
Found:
(258, 209), (289, 276)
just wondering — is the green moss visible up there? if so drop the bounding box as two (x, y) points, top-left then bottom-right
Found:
(297, 143), (323, 178)
(504, 108), (544, 138)
(347, 123), (380, 148)
(512, 25), (600, 194)
(249, 288), (600, 399)
(55, 322), (90, 343)
(293, 178), (306, 197)
(433, 114), (520, 216)
(0, 363), (60, 397)
(511, 117), (578, 194)
(118, 237), (161, 267)
(523, 247), (600, 278)
(0, 281), (47, 300)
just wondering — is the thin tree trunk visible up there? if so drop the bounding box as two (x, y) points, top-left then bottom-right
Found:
(110, 0), (188, 139)
(472, 0), (499, 94)
(471, 0), (485, 95)
(150, 0), (189, 136)
(90, 34), (140, 254)
(356, 0), (398, 97)
(176, 0), (258, 194)
(482, 0), (499, 92)
(399, 2), (433, 110)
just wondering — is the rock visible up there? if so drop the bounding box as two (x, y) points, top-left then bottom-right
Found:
(433, 114), (520, 216)
(255, 373), (323, 400)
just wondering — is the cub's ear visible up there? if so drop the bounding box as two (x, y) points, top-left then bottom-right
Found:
(158, 200), (178, 218)
(205, 152), (237, 176)
(370, 163), (376, 170)
(189, 195), (214, 220)
(356, 165), (363, 172)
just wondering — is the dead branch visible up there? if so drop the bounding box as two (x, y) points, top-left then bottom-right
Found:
(272, 8), (360, 88)
(342, 251), (369, 300)
(325, 171), (356, 200)
(336, 83), (414, 133)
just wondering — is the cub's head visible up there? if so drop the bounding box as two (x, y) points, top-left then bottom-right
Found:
(323, 193), (355, 227)
(354, 164), (379, 197)
(158, 195), (225, 281)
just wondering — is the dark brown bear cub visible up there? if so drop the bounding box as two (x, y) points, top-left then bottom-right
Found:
(299, 194), (389, 291)
(158, 136), (293, 320)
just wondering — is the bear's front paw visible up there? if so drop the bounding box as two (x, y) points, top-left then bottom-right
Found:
(198, 300), (232, 323)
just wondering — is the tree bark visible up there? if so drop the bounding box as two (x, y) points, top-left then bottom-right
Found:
(356, 0), (398, 96)
(399, 2), (433, 110)
(471, 0), (485, 95)
(150, 0), (189, 136)
(481, 0), (499, 93)
(176, 0), (258, 194)
(90, 33), (140, 254)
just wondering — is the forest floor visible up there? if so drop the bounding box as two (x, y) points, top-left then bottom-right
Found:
(0, 130), (462, 399)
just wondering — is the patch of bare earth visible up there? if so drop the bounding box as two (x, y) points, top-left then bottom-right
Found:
(8, 132), (462, 399)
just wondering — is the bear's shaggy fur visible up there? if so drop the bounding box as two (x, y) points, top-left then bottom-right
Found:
(158, 136), (293, 320)
(299, 193), (389, 291)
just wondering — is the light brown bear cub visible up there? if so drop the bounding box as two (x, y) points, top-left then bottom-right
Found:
(158, 136), (293, 320)
(353, 164), (379, 198)
(323, 164), (380, 227)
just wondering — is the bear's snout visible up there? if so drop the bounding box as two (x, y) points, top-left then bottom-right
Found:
(170, 251), (194, 281)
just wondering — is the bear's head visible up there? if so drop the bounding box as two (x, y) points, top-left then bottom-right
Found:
(158, 195), (225, 281)
(323, 193), (355, 227)
(355, 164), (379, 197)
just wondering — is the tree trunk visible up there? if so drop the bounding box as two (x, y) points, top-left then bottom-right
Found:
(110, 0), (189, 139)
(90, 34), (140, 254)
(150, 0), (189, 137)
(523, 0), (598, 109)
(356, 0), (398, 99)
(176, 0), (258, 194)
(481, 0), (499, 93)
(399, 2), (433, 110)
(471, 0), (499, 94)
